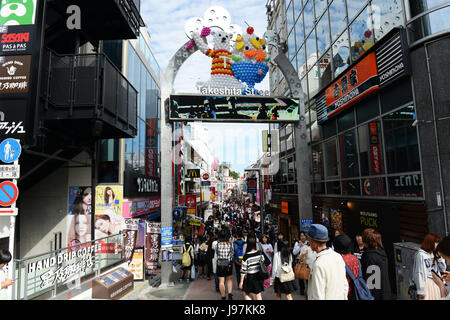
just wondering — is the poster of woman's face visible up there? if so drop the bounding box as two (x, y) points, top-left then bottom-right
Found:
(67, 186), (92, 246)
(95, 185), (124, 240)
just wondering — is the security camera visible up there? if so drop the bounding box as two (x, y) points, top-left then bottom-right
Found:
(412, 120), (418, 127)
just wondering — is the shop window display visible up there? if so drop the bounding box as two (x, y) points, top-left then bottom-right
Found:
(388, 174), (423, 197)
(361, 177), (386, 196)
(342, 179), (361, 196)
(326, 180), (341, 195)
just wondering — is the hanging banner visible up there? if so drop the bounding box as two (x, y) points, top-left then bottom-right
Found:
(145, 222), (161, 274)
(123, 219), (139, 264)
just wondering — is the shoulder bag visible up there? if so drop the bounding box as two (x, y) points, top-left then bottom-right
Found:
(280, 259), (295, 283)
(257, 254), (270, 280)
(294, 256), (310, 280)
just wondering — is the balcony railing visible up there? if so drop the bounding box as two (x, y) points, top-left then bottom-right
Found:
(40, 48), (138, 139)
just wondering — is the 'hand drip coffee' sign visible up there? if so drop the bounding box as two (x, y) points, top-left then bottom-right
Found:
(0, 55), (30, 93)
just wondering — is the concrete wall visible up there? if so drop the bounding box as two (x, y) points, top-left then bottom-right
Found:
(19, 152), (91, 259)
(410, 35), (450, 237)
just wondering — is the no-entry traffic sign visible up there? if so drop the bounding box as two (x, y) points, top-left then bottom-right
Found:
(0, 181), (19, 206)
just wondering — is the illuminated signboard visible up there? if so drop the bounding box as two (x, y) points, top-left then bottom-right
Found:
(169, 94), (299, 122)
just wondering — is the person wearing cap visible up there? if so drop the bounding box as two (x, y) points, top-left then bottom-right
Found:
(306, 224), (348, 300)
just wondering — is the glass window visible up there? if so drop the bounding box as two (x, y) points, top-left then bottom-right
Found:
(309, 62), (320, 97)
(332, 31), (350, 78)
(349, 6), (374, 64)
(287, 0), (295, 34)
(337, 110), (355, 132)
(316, 11), (331, 56)
(304, 0), (315, 35)
(306, 33), (317, 69)
(288, 30), (297, 60)
(315, 0), (328, 19)
(347, 0), (368, 21)
(339, 129), (359, 178)
(323, 118), (337, 138)
(342, 179), (361, 195)
(295, 19), (305, 50)
(139, 120), (146, 174)
(358, 121), (384, 176)
(125, 138), (133, 171)
(313, 182), (326, 193)
(288, 156), (296, 181)
(312, 143), (324, 180)
(408, 5), (450, 43)
(318, 50), (332, 91)
(372, 0), (404, 42)
(383, 105), (420, 173)
(294, 0), (303, 22)
(324, 139), (339, 177)
(329, 0), (347, 41)
(281, 158), (288, 183)
(97, 139), (119, 183)
(361, 177), (386, 196)
(297, 45), (307, 77)
(380, 79), (413, 114)
(356, 95), (380, 124)
(326, 181), (341, 194)
(388, 174), (423, 197)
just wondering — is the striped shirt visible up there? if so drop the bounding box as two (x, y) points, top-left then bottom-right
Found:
(240, 251), (264, 275)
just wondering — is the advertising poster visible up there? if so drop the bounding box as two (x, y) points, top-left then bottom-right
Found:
(161, 226), (173, 248)
(146, 222), (161, 274)
(94, 185), (124, 240)
(129, 248), (144, 280)
(0, 25), (34, 55)
(321, 208), (330, 227)
(124, 219), (139, 264)
(67, 186), (92, 247)
(330, 209), (343, 230)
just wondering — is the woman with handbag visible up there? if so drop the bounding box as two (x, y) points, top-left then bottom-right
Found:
(413, 233), (447, 300)
(239, 235), (265, 300)
(271, 239), (297, 300)
(215, 229), (235, 300)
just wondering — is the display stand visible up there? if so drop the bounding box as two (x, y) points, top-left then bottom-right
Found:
(92, 267), (134, 300)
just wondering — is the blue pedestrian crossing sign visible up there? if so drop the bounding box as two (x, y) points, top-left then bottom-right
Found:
(0, 139), (21, 164)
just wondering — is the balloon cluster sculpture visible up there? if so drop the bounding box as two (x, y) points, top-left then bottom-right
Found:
(231, 26), (270, 93)
(184, 6), (270, 94)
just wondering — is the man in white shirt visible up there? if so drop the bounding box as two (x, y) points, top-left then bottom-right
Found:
(306, 224), (348, 300)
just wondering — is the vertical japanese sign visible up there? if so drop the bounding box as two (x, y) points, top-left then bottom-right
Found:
(123, 219), (139, 264)
(369, 122), (382, 175)
(145, 222), (161, 274)
(145, 118), (158, 177)
(186, 194), (196, 215)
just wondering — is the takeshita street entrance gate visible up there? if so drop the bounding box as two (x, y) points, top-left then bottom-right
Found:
(159, 6), (311, 287)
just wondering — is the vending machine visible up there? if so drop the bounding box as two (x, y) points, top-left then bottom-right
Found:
(393, 242), (420, 300)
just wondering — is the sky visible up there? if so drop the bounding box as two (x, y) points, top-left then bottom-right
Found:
(140, 0), (271, 174)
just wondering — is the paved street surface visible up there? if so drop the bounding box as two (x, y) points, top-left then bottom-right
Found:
(73, 269), (306, 301)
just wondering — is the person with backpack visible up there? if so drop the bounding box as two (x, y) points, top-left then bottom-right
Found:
(233, 230), (245, 285)
(334, 234), (374, 300)
(271, 239), (297, 300)
(239, 235), (265, 300)
(306, 224), (348, 300)
(197, 236), (209, 279)
(179, 237), (194, 283)
(214, 229), (234, 300)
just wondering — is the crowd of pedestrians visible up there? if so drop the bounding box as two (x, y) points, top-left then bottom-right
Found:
(176, 197), (450, 300)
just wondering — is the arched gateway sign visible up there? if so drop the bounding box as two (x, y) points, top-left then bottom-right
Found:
(159, 6), (311, 286)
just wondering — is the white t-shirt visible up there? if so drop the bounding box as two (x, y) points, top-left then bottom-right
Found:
(261, 243), (274, 265)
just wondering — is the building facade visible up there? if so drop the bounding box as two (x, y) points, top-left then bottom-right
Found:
(266, 0), (450, 290)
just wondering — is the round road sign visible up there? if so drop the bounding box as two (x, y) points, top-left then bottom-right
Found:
(0, 181), (19, 206)
(202, 173), (209, 180)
